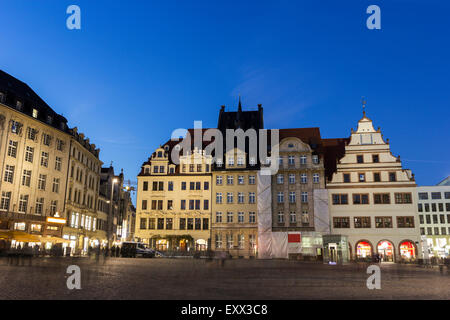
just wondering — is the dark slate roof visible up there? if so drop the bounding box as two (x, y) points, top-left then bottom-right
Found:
(322, 137), (350, 182)
(0, 70), (69, 132)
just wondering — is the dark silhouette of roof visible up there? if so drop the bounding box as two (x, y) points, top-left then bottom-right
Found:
(322, 137), (350, 181)
(217, 99), (264, 132)
(0, 69), (68, 132)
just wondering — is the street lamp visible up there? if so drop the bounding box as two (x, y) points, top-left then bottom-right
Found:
(107, 178), (119, 248)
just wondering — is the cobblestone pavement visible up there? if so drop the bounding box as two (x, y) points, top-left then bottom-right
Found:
(0, 257), (448, 299)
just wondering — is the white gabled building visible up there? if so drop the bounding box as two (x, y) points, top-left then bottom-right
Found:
(326, 110), (422, 262)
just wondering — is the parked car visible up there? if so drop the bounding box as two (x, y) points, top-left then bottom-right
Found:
(121, 242), (155, 258)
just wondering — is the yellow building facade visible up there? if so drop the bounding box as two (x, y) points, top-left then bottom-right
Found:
(135, 146), (212, 251)
(211, 149), (258, 258)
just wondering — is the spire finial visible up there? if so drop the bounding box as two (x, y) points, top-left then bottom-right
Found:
(238, 94), (242, 112)
(361, 96), (367, 116)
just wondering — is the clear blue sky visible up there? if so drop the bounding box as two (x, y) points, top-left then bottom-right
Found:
(1, 0), (449, 198)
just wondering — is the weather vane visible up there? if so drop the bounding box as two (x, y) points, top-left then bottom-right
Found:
(361, 96), (367, 115)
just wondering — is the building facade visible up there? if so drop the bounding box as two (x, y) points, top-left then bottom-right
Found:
(0, 70), (71, 248)
(211, 148), (259, 258)
(416, 183), (450, 258)
(63, 129), (103, 254)
(327, 111), (422, 262)
(135, 146), (212, 251)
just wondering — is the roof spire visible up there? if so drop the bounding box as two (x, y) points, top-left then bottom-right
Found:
(238, 94), (242, 112)
(361, 96), (367, 117)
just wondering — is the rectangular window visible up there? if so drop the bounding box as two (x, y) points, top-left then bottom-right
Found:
(357, 155), (364, 163)
(394, 193), (412, 204)
(227, 212), (233, 223)
(238, 193), (245, 204)
(227, 175), (234, 185)
(52, 178), (60, 193)
(375, 216), (393, 228)
(372, 154), (379, 163)
(167, 200), (173, 210)
(216, 193), (222, 204)
(343, 173), (350, 183)
(354, 217), (371, 228)
(359, 173), (365, 182)
(301, 192), (308, 203)
(204, 181), (209, 190)
(19, 195), (29, 213)
(332, 194), (348, 205)
(25, 146), (34, 163)
(431, 192), (442, 200)
(166, 218), (173, 230)
(373, 172), (381, 182)
(389, 172), (397, 182)
(190, 182), (195, 190)
(7, 140), (18, 158)
(216, 176), (222, 185)
(22, 170), (32, 187)
(181, 182), (186, 190)
(157, 218), (164, 230)
(142, 200), (147, 210)
(195, 182), (201, 190)
(289, 192), (296, 203)
(227, 192), (233, 204)
(140, 218), (147, 230)
(38, 174), (46, 190)
(249, 212), (256, 223)
(151, 200), (157, 210)
(41, 152), (49, 167)
(418, 192), (428, 200)
(180, 199), (186, 210)
(148, 218), (155, 229)
(216, 212), (222, 223)
(277, 192), (284, 204)
(397, 216), (415, 228)
(202, 218), (209, 230)
(189, 200), (194, 210)
(179, 218), (186, 230)
(0, 192), (11, 211)
(277, 174), (284, 184)
(238, 175), (244, 185)
(313, 173), (320, 183)
(238, 212), (244, 223)
(4, 165), (14, 183)
(353, 194), (369, 205)
(249, 192), (256, 204)
(374, 193), (390, 204)
(143, 181), (148, 191)
(55, 156), (62, 171)
(203, 199), (209, 210)
(187, 218), (194, 230)
(249, 176), (255, 185)
(333, 217), (350, 228)
(195, 199), (200, 210)
(290, 174), (297, 184)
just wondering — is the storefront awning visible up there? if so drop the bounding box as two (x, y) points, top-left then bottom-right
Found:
(1, 231), (41, 242)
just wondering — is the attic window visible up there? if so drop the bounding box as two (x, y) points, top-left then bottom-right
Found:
(288, 143), (294, 148)
(47, 115), (53, 124)
(157, 151), (163, 158)
(0, 92), (4, 103)
(16, 100), (22, 109)
(32, 109), (38, 118)
(164, 145), (169, 151)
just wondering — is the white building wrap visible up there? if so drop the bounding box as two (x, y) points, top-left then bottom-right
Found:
(257, 171), (272, 259)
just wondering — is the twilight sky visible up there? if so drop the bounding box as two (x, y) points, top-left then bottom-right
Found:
(1, 0), (449, 199)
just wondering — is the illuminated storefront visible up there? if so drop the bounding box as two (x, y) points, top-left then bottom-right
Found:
(399, 241), (416, 260)
(377, 240), (394, 262)
(356, 241), (372, 259)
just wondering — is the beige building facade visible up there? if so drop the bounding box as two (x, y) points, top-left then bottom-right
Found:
(327, 111), (422, 262)
(0, 71), (71, 247)
(211, 148), (258, 258)
(63, 128), (104, 254)
(135, 146), (212, 251)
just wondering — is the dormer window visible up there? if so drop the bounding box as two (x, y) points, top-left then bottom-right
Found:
(0, 92), (5, 103)
(216, 159), (223, 167)
(357, 155), (364, 163)
(288, 143), (294, 148)
(157, 151), (163, 158)
(312, 155), (319, 164)
(32, 109), (38, 118)
(16, 100), (22, 109)
(47, 115), (53, 124)
(249, 157), (256, 166)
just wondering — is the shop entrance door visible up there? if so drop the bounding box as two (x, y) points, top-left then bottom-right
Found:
(377, 241), (394, 262)
(328, 243), (338, 263)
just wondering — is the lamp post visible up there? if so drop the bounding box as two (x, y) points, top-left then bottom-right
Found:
(107, 178), (118, 248)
